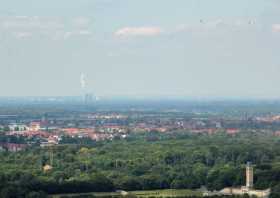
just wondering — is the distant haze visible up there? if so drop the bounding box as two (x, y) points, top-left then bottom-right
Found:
(0, 0), (280, 98)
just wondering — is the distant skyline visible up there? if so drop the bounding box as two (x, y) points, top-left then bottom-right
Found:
(0, 0), (280, 98)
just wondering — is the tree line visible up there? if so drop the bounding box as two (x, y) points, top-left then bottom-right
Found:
(1, 131), (280, 197)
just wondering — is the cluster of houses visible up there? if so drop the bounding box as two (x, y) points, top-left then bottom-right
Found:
(61, 128), (115, 141)
(0, 116), (249, 153)
(0, 121), (130, 151)
(3, 112), (280, 153)
(7, 122), (41, 132)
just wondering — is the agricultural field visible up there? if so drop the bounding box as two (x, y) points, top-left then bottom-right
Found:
(51, 189), (202, 198)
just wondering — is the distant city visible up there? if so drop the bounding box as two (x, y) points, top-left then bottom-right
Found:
(2, 98), (280, 152)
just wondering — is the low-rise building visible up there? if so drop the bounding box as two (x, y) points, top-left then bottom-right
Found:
(8, 123), (28, 131)
(29, 122), (41, 131)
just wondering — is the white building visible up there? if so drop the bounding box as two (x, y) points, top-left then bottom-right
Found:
(8, 123), (28, 131)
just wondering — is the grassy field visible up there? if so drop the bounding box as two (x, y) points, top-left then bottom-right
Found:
(50, 189), (202, 198)
(131, 189), (202, 197)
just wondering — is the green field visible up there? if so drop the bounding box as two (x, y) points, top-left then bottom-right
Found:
(131, 189), (202, 197)
(50, 189), (202, 198)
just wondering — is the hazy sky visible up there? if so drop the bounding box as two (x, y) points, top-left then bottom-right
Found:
(0, 0), (280, 98)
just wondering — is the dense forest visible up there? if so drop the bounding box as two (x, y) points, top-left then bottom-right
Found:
(1, 131), (280, 197)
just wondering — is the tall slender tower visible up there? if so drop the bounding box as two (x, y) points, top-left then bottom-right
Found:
(246, 162), (254, 189)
